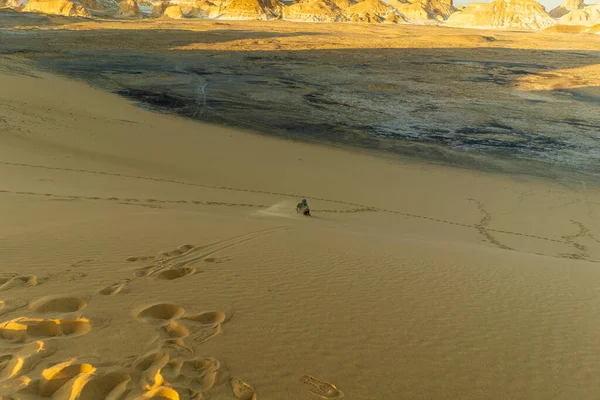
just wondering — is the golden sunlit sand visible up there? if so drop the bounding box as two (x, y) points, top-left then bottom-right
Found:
(1, 13), (600, 400)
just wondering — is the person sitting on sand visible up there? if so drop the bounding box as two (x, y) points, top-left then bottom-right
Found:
(296, 198), (310, 216)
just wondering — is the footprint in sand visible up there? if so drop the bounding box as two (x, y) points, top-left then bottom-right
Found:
(180, 357), (220, 393)
(134, 266), (160, 278)
(299, 375), (344, 399)
(0, 275), (38, 292)
(161, 244), (196, 258)
(0, 354), (21, 383)
(203, 257), (230, 264)
(133, 386), (180, 400)
(132, 352), (170, 391)
(158, 321), (190, 339)
(157, 321), (193, 354)
(0, 375), (31, 394)
(127, 244), (196, 265)
(78, 371), (131, 400)
(170, 385), (204, 400)
(99, 280), (130, 296)
(157, 266), (196, 281)
(182, 312), (226, 326)
(0, 317), (91, 343)
(37, 360), (96, 398)
(230, 377), (257, 400)
(0, 341), (56, 383)
(192, 325), (221, 344)
(126, 256), (156, 262)
(29, 295), (88, 315)
(178, 311), (226, 344)
(0, 278), (11, 291)
(135, 304), (185, 326)
(179, 311), (226, 344)
(0, 298), (27, 316)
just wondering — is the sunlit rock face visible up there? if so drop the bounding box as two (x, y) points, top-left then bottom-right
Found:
(22, 0), (90, 16)
(214, 0), (283, 20)
(344, 0), (401, 23)
(282, 0), (347, 22)
(116, 0), (139, 16)
(559, 2), (600, 25)
(549, 0), (583, 18)
(388, 0), (455, 23)
(162, 3), (184, 16)
(446, 0), (555, 30)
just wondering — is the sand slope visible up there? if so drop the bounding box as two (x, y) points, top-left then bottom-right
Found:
(2, 55), (600, 399)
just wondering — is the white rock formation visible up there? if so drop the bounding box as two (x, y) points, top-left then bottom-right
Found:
(345, 0), (399, 22)
(559, 2), (600, 25)
(549, 0), (583, 18)
(216, 0), (283, 19)
(151, 0), (167, 15)
(328, 0), (352, 8)
(116, 0), (139, 16)
(163, 3), (184, 16)
(446, 0), (555, 30)
(22, 0), (90, 15)
(282, 0), (346, 21)
(427, 0), (454, 19)
(388, 0), (432, 21)
(188, 0), (221, 17)
(388, 0), (455, 21)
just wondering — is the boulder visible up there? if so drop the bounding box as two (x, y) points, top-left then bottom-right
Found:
(116, 0), (139, 17)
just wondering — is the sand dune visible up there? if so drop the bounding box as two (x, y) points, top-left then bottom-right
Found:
(2, 53), (600, 399)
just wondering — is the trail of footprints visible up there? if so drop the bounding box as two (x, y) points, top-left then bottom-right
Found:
(100, 243), (230, 297)
(0, 242), (343, 399)
(0, 274), (38, 292)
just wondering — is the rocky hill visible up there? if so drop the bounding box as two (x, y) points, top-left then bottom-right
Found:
(559, 2), (600, 25)
(549, 0), (583, 18)
(388, 0), (432, 21)
(22, 0), (90, 15)
(188, 0), (221, 18)
(216, 0), (282, 19)
(11, 0), (600, 32)
(162, 2), (183, 15)
(116, 0), (139, 15)
(282, 0), (346, 22)
(388, 0), (455, 22)
(446, 0), (555, 30)
(345, 0), (400, 22)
